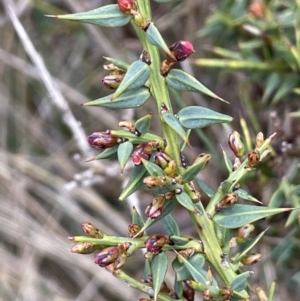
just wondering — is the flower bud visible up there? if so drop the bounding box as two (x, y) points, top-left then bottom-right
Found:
(113, 253), (127, 269)
(249, 2), (265, 19)
(132, 141), (158, 166)
(236, 224), (255, 244)
(203, 288), (212, 300)
(247, 149), (260, 168)
(219, 286), (233, 300)
(215, 193), (238, 211)
(117, 0), (137, 15)
(118, 120), (140, 136)
(182, 280), (195, 301)
(94, 246), (120, 267)
(228, 131), (245, 158)
(155, 151), (172, 169)
(145, 234), (171, 254)
(256, 287), (268, 301)
(145, 196), (165, 219)
(256, 132), (264, 148)
(128, 223), (143, 238)
(167, 40), (195, 63)
(81, 222), (104, 238)
(143, 175), (167, 188)
(233, 157), (241, 170)
(87, 131), (118, 150)
(102, 74), (124, 89)
(163, 160), (177, 177)
(71, 242), (98, 254)
(241, 253), (262, 265)
(178, 247), (195, 258)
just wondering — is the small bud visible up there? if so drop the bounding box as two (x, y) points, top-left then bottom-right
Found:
(241, 253), (262, 265)
(87, 131), (118, 150)
(228, 131), (245, 158)
(132, 10), (150, 30)
(143, 175), (167, 188)
(140, 49), (151, 65)
(145, 196), (165, 219)
(229, 237), (237, 248)
(256, 287), (268, 301)
(203, 288), (212, 300)
(233, 157), (241, 170)
(180, 152), (188, 168)
(128, 223), (143, 238)
(206, 266), (213, 285)
(155, 151), (172, 169)
(215, 193), (238, 211)
(117, 0), (137, 15)
(256, 132), (264, 148)
(71, 242), (98, 254)
(249, 1), (265, 19)
(182, 280), (195, 301)
(219, 286), (233, 300)
(102, 74), (124, 89)
(163, 160), (177, 177)
(118, 120), (141, 136)
(132, 141), (158, 166)
(145, 234), (171, 254)
(81, 222), (104, 238)
(178, 247), (195, 258)
(94, 246), (120, 267)
(236, 224), (255, 244)
(164, 191), (176, 200)
(167, 40), (195, 63)
(113, 253), (127, 269)
(247, 149), (260, 168)
(103, 63), (126, 73)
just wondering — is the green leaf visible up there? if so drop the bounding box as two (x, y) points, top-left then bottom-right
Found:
(141, 158), (164, 176)
(162, 112), (189, 143)
(144, 259), (151, 281)
(166, 69), (227, 102)
(135, 113), (152, 134)
(177, 253), (206, 283)
(229, 271), (252, 292)
(262, 73), (281, 102)
(152, 252), (168, 301)
(181, 153), (211, 183)
(177, 106), (233, 129)
(117, 141), (133, 174)
(163, 214), (180, 236)
(235, 189), (262, 204)
(268, 282), (276, 301)
(119, 165), (147, 201)
(173, 277), (183, 299)
(47, 4), (132, 27)
(221, 146), (233, 174)
(195, 179), (215, 198)
(82, 87), (150, 109)
(146, 23), (172, 57)
(213, 205), (293, 229)
(111, 60), (151, 100)
(172, 258), (192, 281)
(132, 206), (144, 228)
(104, 56), (129, 70)
(91, 145), (119, 160)
(176, 192), (196, 211)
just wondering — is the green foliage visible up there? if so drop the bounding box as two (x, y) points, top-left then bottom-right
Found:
(49, 1), (298, 300)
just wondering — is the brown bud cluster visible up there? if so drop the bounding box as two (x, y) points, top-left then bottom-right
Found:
(215, 193), (238, 211)
(144, 234), (172, 255)
(132, 141), (159, 166)
(145, 196), (165, 219)
(219, 286), (233, 300)
(241, 253), (262, 265)
(94, 246), (121, 267)
(128, 223), (143, 238)
(81, 222), (104, 238)
(228, 131), (245, 158)
(236, 224), (255, 244)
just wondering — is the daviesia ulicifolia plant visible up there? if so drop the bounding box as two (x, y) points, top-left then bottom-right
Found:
(49, 1), (293, 300)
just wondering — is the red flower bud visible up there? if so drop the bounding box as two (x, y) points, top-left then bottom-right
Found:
(81, 222), (104, 238)
(117, 0), (137, 15)
(94, 246), (120, 267)
(87, 131), (118, 150)
(167, 40), (195, 63)
(182, 280), (195, 301)
(249, 1), (265, 19)
(144, 234), (171, 254)
(145, 196), (165, 219)
(215, 193), (238, 211)
(247, 149), (260, 168)
(131, 142), (158, 166)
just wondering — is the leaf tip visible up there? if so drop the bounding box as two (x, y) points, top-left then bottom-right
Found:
(45, 14), (57, 18)
(85, 157), (96, 162)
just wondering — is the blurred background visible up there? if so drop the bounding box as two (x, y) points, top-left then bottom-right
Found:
(0, 0), (299, 300)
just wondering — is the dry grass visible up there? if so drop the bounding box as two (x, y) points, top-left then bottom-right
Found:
(0, 1), (298, 300)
